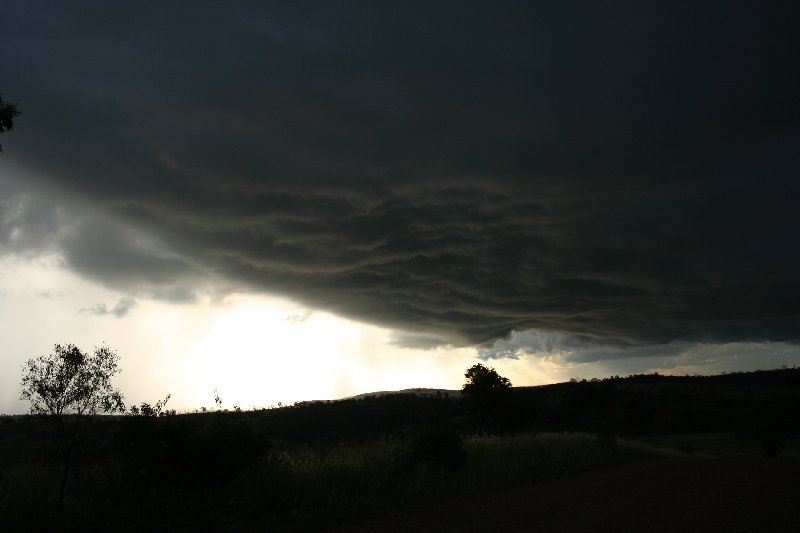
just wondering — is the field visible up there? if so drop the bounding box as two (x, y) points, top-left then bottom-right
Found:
(0, 421), (659, 531)
(1, 368), (798, 530)
(328, 457), (800, 533)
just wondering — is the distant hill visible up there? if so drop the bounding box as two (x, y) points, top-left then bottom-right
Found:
(344, 388), (462, 400)
(337, 367), (800, 403)
(5, 367), (797, 446)
(259, 367), (800, 443)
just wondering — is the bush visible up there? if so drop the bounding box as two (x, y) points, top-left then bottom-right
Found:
(406, 424), (465, 470)
(114, 416), (269, 486)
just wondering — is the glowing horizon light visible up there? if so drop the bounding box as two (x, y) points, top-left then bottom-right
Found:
(0, 257), (559, 415)
(185, 295), (363, 409)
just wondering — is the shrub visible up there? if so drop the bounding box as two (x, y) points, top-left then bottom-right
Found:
(114, 416), (269, 486)
(406, 424), (466, 470)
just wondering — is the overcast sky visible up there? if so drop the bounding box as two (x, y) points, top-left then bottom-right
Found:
(2, 2), (800, 413)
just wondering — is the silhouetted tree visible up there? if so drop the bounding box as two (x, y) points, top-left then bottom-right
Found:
(129, 393), (172, 417)
(462, 363), (512, 432)
(0, 94), (20, 151)
(20, 343), (125, 510)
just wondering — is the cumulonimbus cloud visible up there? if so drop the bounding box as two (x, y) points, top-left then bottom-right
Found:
(2, 2), (799, 350)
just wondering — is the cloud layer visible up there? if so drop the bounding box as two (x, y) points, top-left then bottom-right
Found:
(2, 2), (799, 349)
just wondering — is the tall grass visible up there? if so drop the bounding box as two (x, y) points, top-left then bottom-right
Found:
(462, 432), (607, 491)
(1, 430), (662, 531)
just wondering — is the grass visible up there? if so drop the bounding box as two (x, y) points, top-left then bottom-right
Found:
(1, 426), (667, 531)
(465, 432), (607, 485)
(6, 416), (793, 531)
(640, 433), (800, 459)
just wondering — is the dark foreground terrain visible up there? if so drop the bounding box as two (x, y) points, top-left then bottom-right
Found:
(2, 367), (798, 530)
(329, 457), (800, 533)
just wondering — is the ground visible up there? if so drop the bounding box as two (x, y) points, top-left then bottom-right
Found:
(325, 458), (800, 532)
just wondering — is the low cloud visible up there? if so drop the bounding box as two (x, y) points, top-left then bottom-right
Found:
(36, 289), (72, 299)
(390, 331), (455, 350)
(0, 177), (65, 257)
(79, 296), (137, 318)
(479, 328), (686, 362)
(285, 309), (313, 323)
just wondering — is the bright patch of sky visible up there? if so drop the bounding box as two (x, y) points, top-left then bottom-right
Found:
(3, 250), (799, 415)
(0, 255), (548, 413)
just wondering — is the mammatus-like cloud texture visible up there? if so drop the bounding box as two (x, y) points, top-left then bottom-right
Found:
(1, 2), (799, 351)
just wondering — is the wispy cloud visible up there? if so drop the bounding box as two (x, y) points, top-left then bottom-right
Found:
(79, 296), (137, 318)
(285, 309), (313, 323)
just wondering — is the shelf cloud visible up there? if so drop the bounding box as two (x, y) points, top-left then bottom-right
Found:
(2, 2), (799, 352)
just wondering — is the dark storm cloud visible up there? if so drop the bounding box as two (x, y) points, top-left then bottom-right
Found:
(2, 2), (799, 348)
(0, 175), (64, 256)
(59, 217), (205, 303)
(0, 171), (205, 303)
(60, 220), (198, 295)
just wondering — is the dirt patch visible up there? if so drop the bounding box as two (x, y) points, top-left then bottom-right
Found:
(324, 458), (800, 532)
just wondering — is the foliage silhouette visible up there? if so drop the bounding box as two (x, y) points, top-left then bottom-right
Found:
(462, 363), (512, 432)
(0, 93), (20, 152)
(742, 397), (796, 458)
(128, 393), (172, 417)
(19, 343), (124, 510)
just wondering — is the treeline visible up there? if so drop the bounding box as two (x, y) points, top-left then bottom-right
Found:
(566, 366), (800, 387)
(509, 372), (800, 438)
(191, 367), (800, 445)
(5, 367), (798, 445)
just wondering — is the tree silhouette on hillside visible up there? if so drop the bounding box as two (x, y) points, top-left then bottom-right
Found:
(462, 363), (512, 432)
(20, 343), (125, 510)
